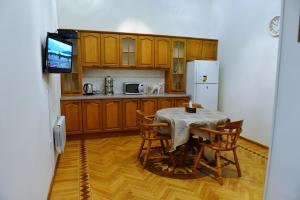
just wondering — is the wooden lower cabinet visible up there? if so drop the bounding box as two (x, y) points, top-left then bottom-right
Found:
(122, 99), (140, 130)
(61, 97), (189, 135)
(61, 101), (82, 134)
(174, 98), (189, 107)
(157, 98), (174, 109)
(82, 100), (102, 133)
(103, 100), (122, 131)
(140, 99), (157, 116)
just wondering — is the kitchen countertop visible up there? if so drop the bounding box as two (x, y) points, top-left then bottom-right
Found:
(61, 93), (190, 101)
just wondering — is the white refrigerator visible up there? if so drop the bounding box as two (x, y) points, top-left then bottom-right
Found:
(186, 60), (219, 111)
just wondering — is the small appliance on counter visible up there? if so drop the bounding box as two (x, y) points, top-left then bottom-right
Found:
(123, 82), (144, 95)
(104, 76), (114, 95)
(83, 83), (94, 95)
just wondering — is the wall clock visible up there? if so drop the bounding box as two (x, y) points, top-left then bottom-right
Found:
(269, 16), (280, 37)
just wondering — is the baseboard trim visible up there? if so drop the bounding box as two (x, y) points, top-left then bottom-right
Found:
(47, 154), (61, 200)
(240, 136), (269, 149)
(67, 130), (139, 140)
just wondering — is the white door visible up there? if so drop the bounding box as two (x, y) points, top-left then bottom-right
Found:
(195, 61), (219, 84)
(195, 84), (218, 111)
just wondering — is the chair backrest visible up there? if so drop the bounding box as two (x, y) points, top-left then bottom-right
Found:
(136, 110), (170, 139)
(217, 120), (243, 149)
(136, 110), (158, 139)
(182, 103), (202, 108)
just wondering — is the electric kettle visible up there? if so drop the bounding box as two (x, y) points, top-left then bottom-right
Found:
(83, 83), (94, 95)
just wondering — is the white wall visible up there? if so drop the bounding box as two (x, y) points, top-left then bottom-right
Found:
(211, 0), (281, 145)
(0, 0), (60, 199)
(57, 0), (281, 146)
(265, 0), (300, 199)
(56, 0), (216, 38)
(83, 69), (164, 94)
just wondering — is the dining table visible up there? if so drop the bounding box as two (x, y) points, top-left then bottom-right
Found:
(155, 107), (229, 152)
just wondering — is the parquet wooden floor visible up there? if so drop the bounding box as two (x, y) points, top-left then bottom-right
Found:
(49, 135), (268, 200)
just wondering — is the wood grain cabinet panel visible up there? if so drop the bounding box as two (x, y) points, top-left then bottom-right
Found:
(174, 98), (189, 107)
(138, 36), (154, 68)
(101, 34), (120, 67)
(80, 32), (101, 67)
(140, 99), (157, 116)
(157, 98), (174, 109)
(155, 37), (171, 69)
(202, 40), (218, 60)
(122, 99), (140, 130)
(187, 39), (203, 60)
(82, 100), (102, 133)
(61, 101), (82, 134)
(103, 100), (122, 131)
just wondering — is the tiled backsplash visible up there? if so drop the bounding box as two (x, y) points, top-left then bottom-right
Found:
(83, 69), (165, 94)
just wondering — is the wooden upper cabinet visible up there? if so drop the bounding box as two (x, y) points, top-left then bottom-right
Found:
(187, 39), (203, 61)
(122, 99), (139, 130)
(80, 32), (101, 67)
(202, 40), (218, 60)
(157, 98), (174, 109)
(61, 101), (82, 134)
(120, 35), (137, 67)
(137, 36), (154, 68)
(82, 100), (102, 133)
(103, 100), (122, 131)
(101, 34), (120, 67)
(155, 37), (171, 69)
(174, 98), (189, 107)
(140, 99), (157, 116)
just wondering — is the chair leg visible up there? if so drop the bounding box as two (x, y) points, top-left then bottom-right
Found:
(193, 145), (204, 171)
(160, 139), (166, 155)
(215, 151), (223, 185)
(165, 139), (176, 167)
(137, 139), (145, 160)
(233, 148), (242, 177)
(142, 140), (152, 168)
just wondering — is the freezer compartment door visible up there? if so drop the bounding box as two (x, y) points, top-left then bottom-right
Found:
(195, 61), (219, 84)
(195, 84), (218, 111)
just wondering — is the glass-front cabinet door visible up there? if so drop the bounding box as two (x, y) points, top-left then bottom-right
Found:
(61, 32), (82, 95)
(120, 35), (137, 67)
(170, 39), (186, 92)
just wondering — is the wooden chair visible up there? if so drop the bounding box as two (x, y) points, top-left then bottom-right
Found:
(192, 120), (243, 185)
(182, 102), (203, 108)
(136, 110), (175, 168)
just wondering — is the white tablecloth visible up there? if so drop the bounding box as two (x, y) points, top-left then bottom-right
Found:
(155, 107), (229, 151)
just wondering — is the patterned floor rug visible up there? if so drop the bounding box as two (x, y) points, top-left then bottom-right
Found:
(141, 147), (210, 179)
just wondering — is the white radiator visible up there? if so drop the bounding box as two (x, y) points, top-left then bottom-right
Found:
(53, 116), (66, 154)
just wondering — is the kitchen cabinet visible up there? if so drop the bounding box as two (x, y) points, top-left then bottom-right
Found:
(157, 98), (174, 109)
(61, 96), (190, 135)
(187, 39), (203, 61)
(80, 32), (101, 67)
(166, 38), (186, 92)
(61, 34), (82, 96)
(82, 100), (102, 133)
(120, 35), (137, 67)
(174, 98), (189, 107)
(103, 100), (122, 131)
(140, 99), (157, 115)
(101, 34), (120, 67)
(61, 101), (82, 134)
(155, 37), (171, 69)
(202, 40), (218, 60)
(122, 99), (140, 130)
(137, 36), (154, 68)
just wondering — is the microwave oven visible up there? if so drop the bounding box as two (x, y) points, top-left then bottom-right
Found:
(123, 82), (144, 95)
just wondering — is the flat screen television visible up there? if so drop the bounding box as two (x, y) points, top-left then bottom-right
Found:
(45, 33), (73, 73)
